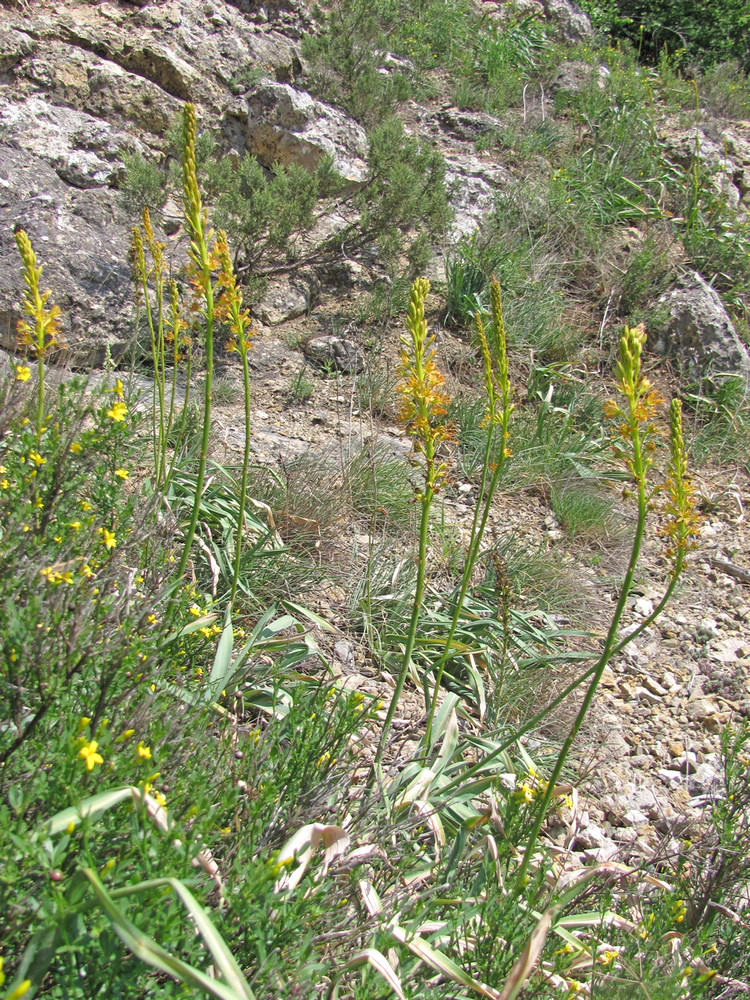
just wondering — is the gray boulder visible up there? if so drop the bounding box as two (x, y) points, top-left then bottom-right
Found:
(256, 272), (319, 325)
(0, 96), (149, 189)
(0, 146), (135, 367)
(539, 0), (593, 41)
(304, 334), (362, 373)
(226, 82), (369, 187)
(549, 61), (610, 95)
(443, 153), (512, 243)
(652, 272), (750, 383)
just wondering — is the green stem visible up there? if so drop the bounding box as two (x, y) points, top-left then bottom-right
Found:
(230, 344), (252, 606)
(176, 278), (214, 583)
(141, 270), (162, 483)
(432, 557), (683, 805)
(166, 345), (192, 489)
(424, 414), (509, 746)
(512, 428), (648, 891)
(373, 482), (435, 771)
(36, 354), (45, 437)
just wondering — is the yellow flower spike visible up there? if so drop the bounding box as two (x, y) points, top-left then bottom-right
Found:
(661, 399), (701, 567)
(131, 226), (147, 284)
(397, 277), (451, 493)
(489, 277), (511, 406)
(79, 740), (104, 771)
(14, 229), (64, 361)
(167, 279), (184, 348)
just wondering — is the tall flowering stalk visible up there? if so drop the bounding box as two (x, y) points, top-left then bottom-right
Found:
(163, 278), (191, 488)
(424, 278), (513, 746)
(132, 213), (168, 483)
(513, 324), (700, 890)
(176, 103), (219, 582)
(374, 278), (451, 770)
(14, 230), (63, 435)
(215, 230), (254, 605)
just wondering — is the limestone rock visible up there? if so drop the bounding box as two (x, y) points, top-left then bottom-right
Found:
(539, 0), (593, 42)
(0, 96), (148, 189)
(256, 273), (319, 325)
(304, 334), (362, 373)
(0, 146), (135, 366)
(549, 60), (609, 95)
(227, 82), (369, 186)
(0, 27), (36, 72)
(434, 107), (505, 144)
(443, 153), (512, 242)
(652, 272), (750, 383)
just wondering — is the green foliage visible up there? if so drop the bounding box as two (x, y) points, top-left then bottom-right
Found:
(289, 365), (316, 401)
(211, 153), (339, 275)
(683, 375), (750, 469)
(593, 0), (750, 68)
(120, 152), (167, 216)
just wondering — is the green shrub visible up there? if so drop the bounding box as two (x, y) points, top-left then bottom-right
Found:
(582, 0), (750, 68)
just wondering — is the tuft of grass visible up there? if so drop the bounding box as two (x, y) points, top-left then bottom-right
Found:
(289, 365), (315, 402)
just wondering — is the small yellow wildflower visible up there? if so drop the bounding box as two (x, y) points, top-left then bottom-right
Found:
(70, 441), (81, 454)
(0, 479), (9, 489)
(112, 378), (125, 399)
(54, 535), (62, 543)
(106, 400), (128, 422)
(188, 604), (202, 616)
(80, 564), (94, 579)
(598, 950), (619, 966)
(147, 614), (157, 625)
(16, 365), (31, 382)
(69, 521), (81, 532)
(79, 740), (104, 771)
(136, 741), (151, 760)
(114, 468), (129, 480)
(28, 450), (45, 466)
(100, 528), (116, 551)
(76, 716), (91, 733)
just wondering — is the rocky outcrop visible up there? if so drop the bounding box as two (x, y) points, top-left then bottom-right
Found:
(0, 96), (149, 189)
(256, 272), (320, 325)
(8, 1), (301, 132)
(651, 271), (750, 383)
(538, 0), (593, 42)
(225, 82), (369, 187)
(443, 153), (512, 242)
(549, 60), (610, 95)
(0, 147), (134, 367)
